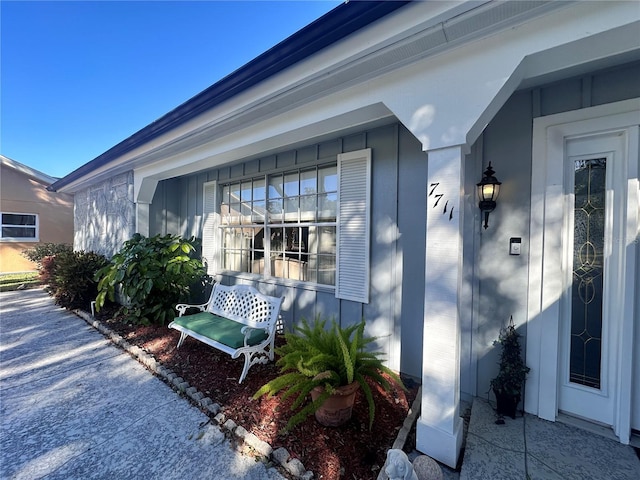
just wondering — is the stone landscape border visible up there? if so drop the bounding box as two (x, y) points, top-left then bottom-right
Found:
(74, 308), (422, 480)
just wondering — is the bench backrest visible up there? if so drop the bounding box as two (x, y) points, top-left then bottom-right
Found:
(208, 284), (283, 331)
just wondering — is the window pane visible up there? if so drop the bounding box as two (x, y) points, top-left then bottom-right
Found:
(269, 174), (283, 199)
(300, 169), (316, 195)
(318, 226), (336, 254)
(2, 214), (36, 226)
(284, 198), (298, 222)
(240, 203), (252, 224)
(230, 183), (241, 203)
(253, 178), (266, 201)
(222, 185), (231, 204)
(284, 172), (299, 197)
(220, 203), (231, 224)
(317, 255), (336, 285)
(241, 181), (252, 202)
(228, 203), (241, 224)
(319, 165), (337, 193)
(2, 226), (35, 238)
(252, 200), (266, 223)
(318, 193), (337, 221)
(251, 255), (265, 274)
(268, 199), (283, 222)
(270, 227), (285, 254)
(284, 226), (298, 253)
(306, 254), (318, 283)
(300, 195), (316, 221)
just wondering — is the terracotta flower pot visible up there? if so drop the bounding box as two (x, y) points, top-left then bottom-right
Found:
(311, 381), (360, 427)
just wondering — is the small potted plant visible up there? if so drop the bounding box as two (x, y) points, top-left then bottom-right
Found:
(490, 316), (530, 419)
(253, 316), (405, 432)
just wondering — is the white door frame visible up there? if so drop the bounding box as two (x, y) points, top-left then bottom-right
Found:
(526, 98), (639, 444)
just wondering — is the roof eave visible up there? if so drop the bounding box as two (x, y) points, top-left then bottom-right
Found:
(48, 0), (410, 192)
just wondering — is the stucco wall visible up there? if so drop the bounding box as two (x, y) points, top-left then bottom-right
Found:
(0, 164), (74, 273)
(74, 171), (135, 257)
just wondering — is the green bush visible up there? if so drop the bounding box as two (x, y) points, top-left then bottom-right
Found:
(42, 251), (109, 309)
(95, 233), (205, 326)
(21, 243), (73, 268)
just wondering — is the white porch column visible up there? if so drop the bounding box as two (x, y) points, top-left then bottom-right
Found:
(416, 145), (465, 468)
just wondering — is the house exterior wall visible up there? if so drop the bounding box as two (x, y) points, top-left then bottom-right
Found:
(73, 171), (135, 257)
(470, 61), (640, 399)
(149, 122), (428, 378)
(0, 164), (74, 273)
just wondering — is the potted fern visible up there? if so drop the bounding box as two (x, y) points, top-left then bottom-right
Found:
(490, 317), (530, 419)
(253, 316), (405, 431)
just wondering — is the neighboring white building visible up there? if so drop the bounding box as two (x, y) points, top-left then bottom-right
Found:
(50, 1), (640, 467)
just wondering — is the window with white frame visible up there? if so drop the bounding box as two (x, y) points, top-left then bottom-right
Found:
(219, 164), (338, 285)
(1, 212), (39, 241)
(204, 148), (371, 302)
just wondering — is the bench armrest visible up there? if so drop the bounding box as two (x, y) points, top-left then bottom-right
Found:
(175, 302), (209, 317)
(240, 325), (270, 347)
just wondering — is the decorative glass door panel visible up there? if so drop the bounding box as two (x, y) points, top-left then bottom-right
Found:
(570, 158), (606, 389)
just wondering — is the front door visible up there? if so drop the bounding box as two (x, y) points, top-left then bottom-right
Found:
(558, 133), (626, 425)
(529, 99), (639, 443)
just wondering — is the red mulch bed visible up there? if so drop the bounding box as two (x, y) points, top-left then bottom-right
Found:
(97, 310), (419, 480)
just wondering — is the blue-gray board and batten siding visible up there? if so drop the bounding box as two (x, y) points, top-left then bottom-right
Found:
(148, 60), (639, 389)
(150, 123), (429, 379)
(472, 60), (640, 399)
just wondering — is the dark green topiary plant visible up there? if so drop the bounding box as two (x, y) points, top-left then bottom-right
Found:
(94, 234), (205, 326)
(490, 316), (530, 397)
(253, 316), (405, 432)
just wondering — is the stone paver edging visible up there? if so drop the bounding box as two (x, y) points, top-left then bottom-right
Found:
(74, 308), (417, 480)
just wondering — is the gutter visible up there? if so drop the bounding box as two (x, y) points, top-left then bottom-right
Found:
(48, 0), (410, 192)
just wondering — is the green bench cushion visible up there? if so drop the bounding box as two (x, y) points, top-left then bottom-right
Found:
(172, 312), (268, 349)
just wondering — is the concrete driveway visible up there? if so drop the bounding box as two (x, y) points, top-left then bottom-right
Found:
(0, 288), (284, 480)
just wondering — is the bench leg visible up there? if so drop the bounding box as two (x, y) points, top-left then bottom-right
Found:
(239, 353), (251, 384)
(176, 332), (189, 349)
(238, 350), (271, 384)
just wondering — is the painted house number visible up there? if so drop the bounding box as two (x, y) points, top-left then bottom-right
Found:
(428, 182), (455, 221)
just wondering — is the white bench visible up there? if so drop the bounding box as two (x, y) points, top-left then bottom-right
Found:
(169, 284), (284, 383)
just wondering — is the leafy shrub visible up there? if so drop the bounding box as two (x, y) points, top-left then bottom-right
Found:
(22, 243), (73, 268)
(95, 234), (205, 326)
(254, 317), (405, 432)
(42, 251), (109, 309)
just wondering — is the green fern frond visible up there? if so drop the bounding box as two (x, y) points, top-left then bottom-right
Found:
(254, 315), (407, 433)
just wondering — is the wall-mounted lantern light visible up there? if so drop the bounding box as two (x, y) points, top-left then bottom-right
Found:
(477, 162), (501, 229)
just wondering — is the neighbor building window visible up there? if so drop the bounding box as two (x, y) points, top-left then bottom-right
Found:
(1, 212), (39, 241)
(219, 164), (337, 285)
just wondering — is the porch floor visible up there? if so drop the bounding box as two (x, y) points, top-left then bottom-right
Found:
(459, 398), (640, 480)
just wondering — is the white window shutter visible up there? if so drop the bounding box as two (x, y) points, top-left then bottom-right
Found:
(336, 148), (371, 303)
(202, 181), (220, 276)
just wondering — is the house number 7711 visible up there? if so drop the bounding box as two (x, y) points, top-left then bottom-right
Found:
(428, 182), (454, 221)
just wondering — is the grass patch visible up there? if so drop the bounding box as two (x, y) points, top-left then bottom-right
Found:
(0, 272), (41, 292)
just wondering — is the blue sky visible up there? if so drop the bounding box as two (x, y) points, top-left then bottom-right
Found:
(1, 1), (342, 179)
